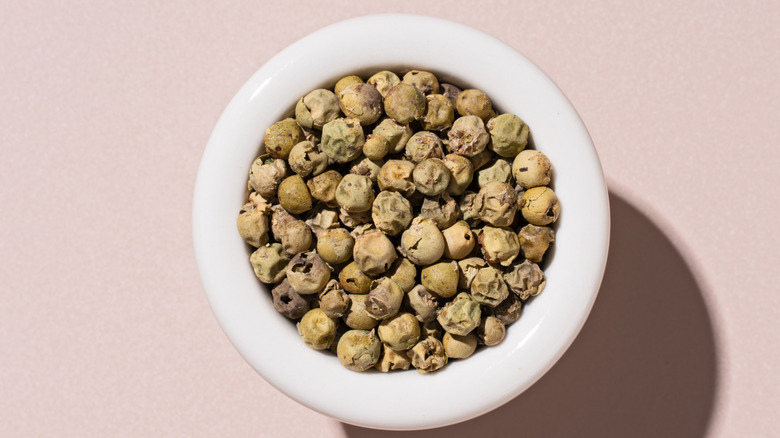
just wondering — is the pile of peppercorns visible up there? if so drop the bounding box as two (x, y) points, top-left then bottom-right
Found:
(236, 70), (559, 374)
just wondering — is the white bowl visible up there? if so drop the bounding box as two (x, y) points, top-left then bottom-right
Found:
(193, 14), (609, 431)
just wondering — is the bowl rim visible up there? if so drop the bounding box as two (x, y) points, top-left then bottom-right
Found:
(193, 13), (610, 431)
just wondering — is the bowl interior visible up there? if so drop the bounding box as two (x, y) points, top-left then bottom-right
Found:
(193, 14), (609, 431)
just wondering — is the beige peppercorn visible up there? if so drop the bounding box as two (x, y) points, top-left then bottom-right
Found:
(318, 280), (350, 318)
(334, 75), (364, 95)
(373, 118), (413, 154)
(343, 294), (379, 330)
(248, 157), (288, 199)
(375, 345), (412, 372)
(405, 284), (441, 322)
(295, 89), (340, 130)
(476, 158), (513, 187)
(478, 226), (521, 266)
(280, 219), (312, 256)
(264, 118), (305, 160)
(367, 70), (401, 98)
(237, 201), (270, 248)
(421, 94), (454, 131)
(442, 332), (477, 359)
(287, 140), (327, 177)
(365, 277), (404, 320)
(413, 158), (451, 197)
(377, 312), (421, 351)
(408, 337), (447, 374)
(405, 131), (444, 163)
(441, 221), (476, 260)
(399, 217), (446, 266)
(339, 261), (373, 295)
(337, 329), (381, 372)
(386, 258), (417, 293)
(520, 187), (560, 225)
(362, 134), (391, 161)
(371, 190), (413, 236)
(353, 230), (397, 276)
(457, 257), (487, 289)
(402, 70), (440, 95)
(513, 150), (552, 189)
(297, 308), (337, 350)
(455, 89), (493, 121)
(306, 170), (342, 208)
(338, 83), (383, 125)
(476, 181), (517, 227)
(349, 156), (384, 183)
(442, 153), (474, 196)
(249, 243), (289, 284)
(447, 115), (490, 157)
(504, 260), (547, 300)
(437, 292), (481, 336)
(377, 159), (416, 196)
(335, 174), (375, 213)
(476, 316), (506, 346)
(286, 251), (330, 295)
(384, 83), (426, 124)
(470, 266), (510, 307)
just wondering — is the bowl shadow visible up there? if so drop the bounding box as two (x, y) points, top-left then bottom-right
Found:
(341, 192), (718, 437)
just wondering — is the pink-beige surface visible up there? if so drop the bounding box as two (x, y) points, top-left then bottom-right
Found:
(1, 1), (777, 437)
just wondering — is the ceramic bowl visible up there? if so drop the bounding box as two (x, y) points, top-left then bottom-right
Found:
(193, 14), (609, 430)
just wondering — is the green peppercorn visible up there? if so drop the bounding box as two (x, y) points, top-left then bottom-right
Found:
(277, 175), (312, 214)
(399, 217), (445, 266)
(476, 181), (517, 227)
(295, 89), (340, 130)
(334, 75), (364, 95)
(386, 258), (417, 293)
(504, 260), (547, 300)
(377, 312), (420, 350)
(405, 131), (444, 163)
(437, 292), (481, 336)
(477, 315), (506, 346)
(413, 158), (451, 196)
(442, 332), (477, 359)
(377, 159), (416, 196)
(343, 294), (379, 330)
(476, 158), (513, 187)
(237, 200), (270, 248)
(375, 345), (411, 372)
(335, 174), (375, 213)
(456, 89), (493, 121)
(487, 113), (529, 157)
(408, 337), (447, 374)
(478, 226), (521, 267)
(420, 193), (458, 230)
(470, 266), (509, 307)
(421, 94), (454, 131)
(249, 243), (289, 284)
(373, 118), (414, 154)
(306, 170), (342, 208)
(403, 70), (440, 95)
(339, 261), (373, 294)
(339, 83), (383, 125)
(442, 153), (474, 196)
(371, 190), (413, 236)
(362, 134), (391, 160)
(298, 308), (338, 350)
(280, 219), (312, 256)
(447, 115), (489, 157)
(490, 293), (523, 325)
(264, 118), (305, 160)
(316, 228), (355, 265)
(365, 277), (404, 320)
(318, 280), (350, 318)
(518, 224), (555, 263)
(337, 329), (381, 372)
(288, 140), (327, 177)
(384, 83), (426, 124)
(286, 251), (330, 295)
(321, 117), (365, 163)
(421, 261), (460, 298)
(367, 70), (401, 98)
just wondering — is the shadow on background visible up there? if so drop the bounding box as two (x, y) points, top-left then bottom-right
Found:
(342, 192), (718, 438)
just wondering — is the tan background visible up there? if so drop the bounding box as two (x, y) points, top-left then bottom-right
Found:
(1, 1), (778, 436)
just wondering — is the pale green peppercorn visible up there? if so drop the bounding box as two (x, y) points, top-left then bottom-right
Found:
(447, 115), (489, 157)
(271, 278), (310, 319)
(442, 154), (474, 196)
(408, 337), (447, 374)
(512, 150), (553, 189)
(277, 175), (312, 214)
(337, 329), (382, 372)
(399, 217), (446, 266)
(349, 156), (384, 183)
(335, 174), (375, 213)
(367, 70), (401, 98)
(373, 118), (413, 154)
(476, 159), (513, 187)
(304, 207), (340, 238)
(316, 228), (355, 265)
(264, 118), (305, 160)
(237, 200), (270, 248)
(338, 207), (372, 229)
(248, 157), (288, 198)
(339, 83), (383, 125)
(384, 83), (426, 124)
(378, 312), (420, 350)
(318, 280), (350, 318)
(343, 294), (379, 330)
(456, 89), (493, 121)
(353, 230), (397, 276)
(478, 226), (521, 266)
(420, 193), (458, 230)
(518, 224), (555, 263)
(286, 251), (330, 295)
(298, 308), (337, 350)
(377, 159), (416, 196)
(520, 187), (560, 225)
(249, 243), (289, 284)
(362, 134), (391, 160)
(365, 277), (404, 320)
(442, 221), (475, 260)
(375, 345), (412, 372)
(487, 113), (529, 157)
(413, 158), (451, 196)
(334, 75), (364, 95)
(295, 89), (340, 130)
(288, 141), (327, 177)
(321, 117), (365, 163)
(405, 131), (444, 163)
(458, 191), (482, 226)
(504, 260), (547, 300)
(443, 332), (477, 359)
(476, 315), (506, 346)
(280, 219), (312, 256)
(490, 293), (522, 325)
(470, 266), (509, 307)
(437, 292), (481, 336)
(405, 284), (441, 323)
(457, 257), (487, 289)
(421, 94), (454, 131)
(372, 190), (413, 236)
(307, 170), (342, 208)
(421, 260), (460, 298)
(386, 258), (417, 293)
(476, 181), (517, 227)
(402, 70), (440, 95)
